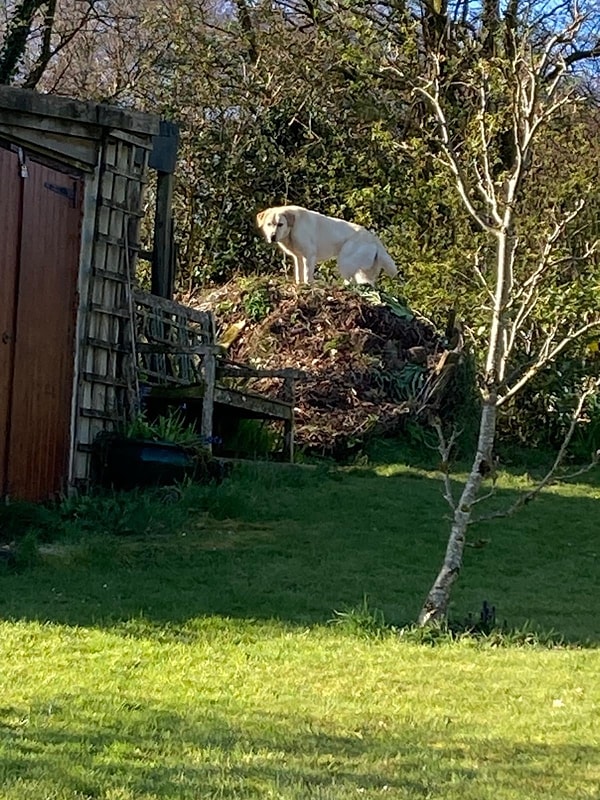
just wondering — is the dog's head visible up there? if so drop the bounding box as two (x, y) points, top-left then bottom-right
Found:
(256, 207), (295, 244)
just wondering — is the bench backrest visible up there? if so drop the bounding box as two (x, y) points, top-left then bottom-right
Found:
(133, 289), (216, 386)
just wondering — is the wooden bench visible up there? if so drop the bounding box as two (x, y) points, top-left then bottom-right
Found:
(133, 289), (301, 461)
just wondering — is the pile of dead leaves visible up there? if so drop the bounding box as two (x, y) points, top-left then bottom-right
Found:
(186, 279), (461, 459)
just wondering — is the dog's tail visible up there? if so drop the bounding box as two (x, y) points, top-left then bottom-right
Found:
(375, 241), (398, 278)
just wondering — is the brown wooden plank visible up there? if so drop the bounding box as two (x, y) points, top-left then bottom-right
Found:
(218, 361), (306, 380)
(0, 86), (161, 135)
(136, 342), (221, 356)
(86, 337), (129, 353)
(147, 383), (292, 421)
(0, 121), (99, 170)
(80, 408), (120, 420)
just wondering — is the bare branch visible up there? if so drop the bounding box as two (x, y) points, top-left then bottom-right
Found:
(505, 199), (590, 359)
(475, 82), (502, 224)
(413, 79), (496, 234)
(470, 482), (498, 507)
(499, 319), (600, 405)
(476, 381), (600, 523)
(432, 418), (458, 512)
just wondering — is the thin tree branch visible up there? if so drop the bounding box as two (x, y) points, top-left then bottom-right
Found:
(499, 319), (600, 405)
(475, 380), (600, 523)
(505, 200), (590, 359)
(414, 76), (496, 234)
(432, 418), (458, 512)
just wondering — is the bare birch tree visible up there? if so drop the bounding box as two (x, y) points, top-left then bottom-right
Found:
(407, 4), (600, 625)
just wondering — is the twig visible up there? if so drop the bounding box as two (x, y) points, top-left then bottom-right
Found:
(499, 319), (600, 405)
(474, 379), (600, 522)
(432, 418), (458, 512)
(470, 484), (497, 506)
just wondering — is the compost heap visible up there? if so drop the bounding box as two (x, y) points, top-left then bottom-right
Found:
(187, 280), (460, 458)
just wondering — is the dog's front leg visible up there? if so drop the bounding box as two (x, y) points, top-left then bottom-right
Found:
(302, 257), (316, 284)
(293, 256), (302, 284)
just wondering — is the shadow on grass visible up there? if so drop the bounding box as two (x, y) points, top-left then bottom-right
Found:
(0, 462), (599, 643)
(0, 701), (598, 799)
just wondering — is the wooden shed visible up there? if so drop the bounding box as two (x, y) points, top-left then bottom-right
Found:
(0, 87), (161, 502)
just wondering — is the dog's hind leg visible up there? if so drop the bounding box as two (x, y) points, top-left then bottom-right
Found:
(338, 239), (378, 282)
(353, 268), (377, 285)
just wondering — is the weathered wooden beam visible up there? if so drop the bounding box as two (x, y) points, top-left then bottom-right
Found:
(214, 387), (293, 421)
(147, 383), (293, 422)
(148, 384), (207, 400)
(151, 171), (175, 299)
(218, 361), (307, 381)
(136, 342), (222, 356)
(147, 121), (180, 298)
(201, 351), (217, 453)
(0, 86), (161, 134)
(134, 289), (214, 328)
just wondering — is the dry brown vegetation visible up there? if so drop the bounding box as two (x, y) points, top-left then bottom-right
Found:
(189, 280), (463, 458)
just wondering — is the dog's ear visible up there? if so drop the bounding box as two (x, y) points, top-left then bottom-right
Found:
(283, 210), (295, 227)
(256, 209), (268, 229)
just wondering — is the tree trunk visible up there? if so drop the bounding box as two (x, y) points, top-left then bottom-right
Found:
(418, 396), (497, 625)
(418, 223), (511, 626)
(418, 219), (512, 626)
(0, 0), (45, 84)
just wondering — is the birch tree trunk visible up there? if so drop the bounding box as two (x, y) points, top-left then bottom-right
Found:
(394, 3), (600, 627)
(418, 397), (497, 625)
(418, 213), (513, 623)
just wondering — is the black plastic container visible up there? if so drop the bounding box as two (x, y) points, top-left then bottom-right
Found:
(93, 436), (197, 490)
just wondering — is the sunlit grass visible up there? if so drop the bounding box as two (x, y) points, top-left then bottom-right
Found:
(0, 456), (599, 798)
(0, 619), (598, 799)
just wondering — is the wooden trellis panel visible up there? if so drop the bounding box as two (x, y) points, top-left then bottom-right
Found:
(72, 132), (152, 487)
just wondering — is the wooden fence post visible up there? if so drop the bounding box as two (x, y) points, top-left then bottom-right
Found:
(201, 350), (216, 454)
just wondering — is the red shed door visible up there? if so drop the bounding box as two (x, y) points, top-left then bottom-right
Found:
(2, 155), (83, 501)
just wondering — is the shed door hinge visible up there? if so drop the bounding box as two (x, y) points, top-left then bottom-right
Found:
(17, 147), (28, 178)
(44, 181), (77, 206)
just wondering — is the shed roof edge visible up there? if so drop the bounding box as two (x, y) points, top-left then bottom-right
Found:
(0, 87), (161, 136)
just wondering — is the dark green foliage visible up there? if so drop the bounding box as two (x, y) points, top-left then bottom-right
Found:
(0, 501), (61, 544)
(439, 351), (481, 457)
(123, 408), (206, 452)
(240, 280), (272, 322)
(219, 419), (279, 459)
(497, 352), (600, 458)
(5, 0), (597, 454)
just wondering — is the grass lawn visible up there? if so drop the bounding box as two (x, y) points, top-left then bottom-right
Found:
(0, 457), (599, 798)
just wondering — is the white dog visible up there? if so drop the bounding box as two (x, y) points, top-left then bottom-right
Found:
(256, 205), (398, 286)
